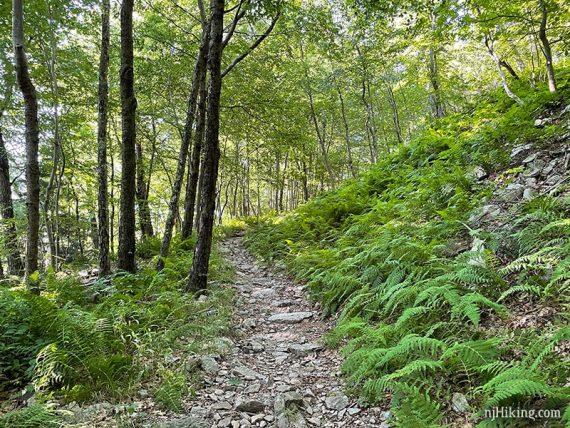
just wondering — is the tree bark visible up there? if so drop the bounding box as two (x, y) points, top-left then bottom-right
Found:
(427, 9), (446, 118)
(499, 60), (520, 80)
(13, 0), (40, 282)
(484, 33), (524, 104)
(0, 129), (24, 275)
(538, 0), (556, 92)
(181, 68), (206, 241)
(337, 86), (356, 178)
(187, 0), (225, 292)
(135, 140), (154, 237)
(157, 24), (210, 269)
(386, 83), (403, 145)
(118, 0), (137, 273)
(97, 0), (111, 277)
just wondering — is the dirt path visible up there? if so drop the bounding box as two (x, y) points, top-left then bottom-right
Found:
(165, 236), (389, 428)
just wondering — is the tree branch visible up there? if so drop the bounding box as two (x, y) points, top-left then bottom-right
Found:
(221, 12), (281, 78)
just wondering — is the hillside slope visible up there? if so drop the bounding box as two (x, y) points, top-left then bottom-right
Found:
(245, 84), (570, 427)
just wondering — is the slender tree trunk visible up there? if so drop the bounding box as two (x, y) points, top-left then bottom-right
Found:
(0, 129), (24, 275)
(187, 0), (225, 292)
(304, 77), (334, 185)
(97, 0), (111, 277)
(499, 60), (520, 80)
(386, 83), (403, 145)
(110, 127), (116, 254)
(118, 0), (137, 273)
(278, 153), (288, 212)
(135, 141), (154, 237)
(337, 86), (356, 178)
(182, 76), (207, 240)
(158, 25), (210, 269)
(427, 9), (446, 118)
(484, 34), (524, 104)
(13, 0), (40, 283)
(538, 0), (556, 92)
(42, 4), (62, 271)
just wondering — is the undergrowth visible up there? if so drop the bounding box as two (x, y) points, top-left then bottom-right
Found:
(245, 84), (570, 426)
(0, 236), (234, 426)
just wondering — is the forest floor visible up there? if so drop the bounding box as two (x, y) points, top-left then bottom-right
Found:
(160, 235), (388, 428)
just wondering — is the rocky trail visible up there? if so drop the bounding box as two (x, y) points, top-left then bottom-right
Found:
(165, 236), (389, 428)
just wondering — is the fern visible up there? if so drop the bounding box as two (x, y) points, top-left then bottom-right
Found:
(498, 284), (542, 302)
(0, 404), (60, 428)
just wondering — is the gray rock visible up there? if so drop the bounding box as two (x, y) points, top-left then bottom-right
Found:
(324, 390), (349, 411)
(236, 399), (265, 414)
(510, 143), (533, 162)
(473, 166), (487, 180)
(243, 318), (257, 329)
(451, 392), (471, 413)
(252, 288), (277, 299)
(495, 183), (524, 202)
(522, 153), (538, 164)
(545, 174), (562, 186)
(525, 158), (547, 177)
(276, 412), (307, 428)
(212, 401), (233, 410)
(248, 340), (264, 352)
(288, 343), (323, 355)
(190, 406), (209, 419)
(534, 118), (552, 128)
(213, 337), (234, 353)
(523, 187), (536, 201)
(347, 407), (361, 415)
(232, 365), (262, 380)
(541, 159), (558, 176)
(200, 356), (219, 375)
(268, 312), (313, 323)
(272, 299), (294, 307)
(160, 416), (208, 428)
(218, 417), (232, 427)
(244, 383), (261, 393)
(469, 204), (501, 224)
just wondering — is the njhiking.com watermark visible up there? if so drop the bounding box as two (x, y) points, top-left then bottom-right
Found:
(484, 406), (561, 421)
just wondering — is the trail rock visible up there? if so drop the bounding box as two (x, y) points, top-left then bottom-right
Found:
(252, 288), (278, 299)
(324, 391), (349, 411)
(451, 392), (470, 413)
(288, 342), (323, 355)
(233, 365), (262, 380)
(160, 417), (208, 428)
(268, 312), (313, 323)
(200, 356), (219, 375)
(236, 399), (265, 414)
(495, 183), (524, 202)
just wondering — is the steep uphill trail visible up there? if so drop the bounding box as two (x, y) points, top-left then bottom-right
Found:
(164, 235), (389, 428)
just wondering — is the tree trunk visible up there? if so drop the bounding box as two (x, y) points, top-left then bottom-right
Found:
(181, 75), (207, 240)
(118, 0), (137, 273)
(158, 24), (210, 269)
(499, 60), (520, 80)
(187, 0), (225, 292)
(135, 141), (154, 237)
(97, 0), (111, 277)
(386, 83), (403, 145)
(427, 9), (446, 118)
(13, 0), (40, 283)
(0, 129), (24, 275)
(538, 0), (556, 92)
(337, 86), (356, 178)
(484, 34), (524, 104)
